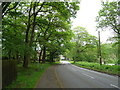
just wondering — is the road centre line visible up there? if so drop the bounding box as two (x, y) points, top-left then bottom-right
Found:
(82, 73), (95, 79)
(110, 84), (120, 89)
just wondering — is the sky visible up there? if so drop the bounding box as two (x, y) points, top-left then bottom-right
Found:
(71, 0), (114, 43)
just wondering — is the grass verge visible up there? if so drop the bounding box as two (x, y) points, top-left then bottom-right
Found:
(4, 63), (52, 88)
(71, 61), (120, 76)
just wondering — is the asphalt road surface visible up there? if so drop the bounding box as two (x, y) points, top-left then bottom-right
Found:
(37, 61), (120, 89)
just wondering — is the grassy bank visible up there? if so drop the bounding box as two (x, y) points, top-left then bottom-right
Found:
(71, 61), (119, 76)
(4, 62), (52, 88)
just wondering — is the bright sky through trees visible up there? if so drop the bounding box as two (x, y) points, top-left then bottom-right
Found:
(71, 0), (115, 43)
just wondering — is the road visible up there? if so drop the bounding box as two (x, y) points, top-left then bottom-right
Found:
(36, 61), (120, 89)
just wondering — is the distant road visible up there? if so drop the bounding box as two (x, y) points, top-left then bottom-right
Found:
(55, 61), (119, 89)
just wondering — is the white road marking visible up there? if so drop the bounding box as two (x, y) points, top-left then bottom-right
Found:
(71, 64), (93, 71)
(110, 84), (120, 89)
(71, 64), (98, 72)
(82, 73), (95, 79)
(71, 64), (118, 78)
(71, 64), (100, 74)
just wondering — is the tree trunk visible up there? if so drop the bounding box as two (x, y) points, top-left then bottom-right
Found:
(39, 50), (42, 63)
(23, 55), (29, 68)
(49, 52), (54, 63)
(65, 56), (67, 60)
(29, 2), (45, 47)
(42, 46), (46, 63)
(73, 57), (76, 63)
(29, 3), (36, 47)
(16, 53), (19, 62)
(118, 34), (120, 64)
(98, 31), (102, 65)
(23, 3), (32, 68)
(8, 50), (11, 60)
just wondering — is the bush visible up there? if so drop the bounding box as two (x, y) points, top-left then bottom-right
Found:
(2, 60), (17, 88)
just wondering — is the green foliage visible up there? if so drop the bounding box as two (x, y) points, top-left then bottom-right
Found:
(96, 1), (120, 64)
(65, 26), (98, 62)
(96, 1), (119, 34)
(101, 43), (118, 64)
(65, 26), (118, 64)
(2, 2), (80, 66)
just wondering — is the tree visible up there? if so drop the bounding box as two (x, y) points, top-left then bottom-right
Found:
(65, 26), (98, 63)
(2, 2), (19, 18)
(96, 1), (120, 64)
(2, 3), (26, 61)
(101, 43), (118, 64)
(96, 1), (119, 34)
(34, 2), (79, 63)
(2, 2), (80, 67)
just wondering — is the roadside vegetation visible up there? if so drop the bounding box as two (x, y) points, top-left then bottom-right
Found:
(2, 1), (120, 88)
(5, 63), (51, 88)
(64, 26), (118, 65)
(70, 61), (119, 76)
(64, 1), (119, 76)
(2, 2), (79, 88)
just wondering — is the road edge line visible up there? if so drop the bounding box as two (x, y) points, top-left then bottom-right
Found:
(110, 84), (120, 89)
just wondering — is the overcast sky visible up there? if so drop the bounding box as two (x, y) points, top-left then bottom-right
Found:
(71, 0), (114, 43)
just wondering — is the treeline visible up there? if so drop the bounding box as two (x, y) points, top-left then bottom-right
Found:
(64, 1), (119, 65)
(64, 26), (118, 64)
(96, 1), (120, 64)
(2, 2), (80, 68)
(64, 26), (98, 63)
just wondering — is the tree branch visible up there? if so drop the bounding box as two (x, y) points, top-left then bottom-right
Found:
(2, 2), (11, 17)
(3, 2), (19, 17)
(30, 2), (46, 17)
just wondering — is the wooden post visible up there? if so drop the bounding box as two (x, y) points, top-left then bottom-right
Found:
(118, 1), (120, 65)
